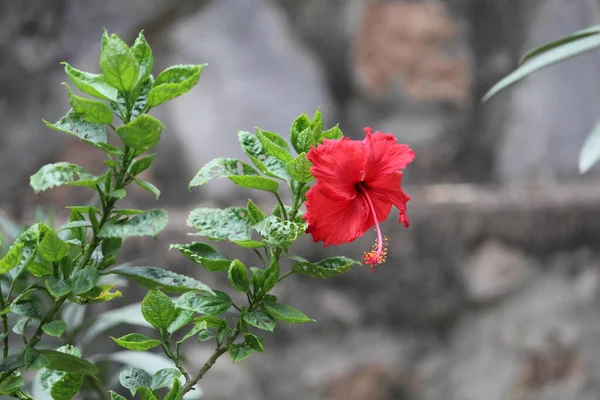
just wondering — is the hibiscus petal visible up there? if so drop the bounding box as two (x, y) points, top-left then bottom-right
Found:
(303, 182), (369, 246)
(358, 187), (393, 233)
(307, 138), (367, 198)
(363, 131), (415, 179)
(365, 172), (410, 228)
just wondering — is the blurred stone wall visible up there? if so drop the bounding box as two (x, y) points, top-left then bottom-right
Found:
(3, 0), (600, 399)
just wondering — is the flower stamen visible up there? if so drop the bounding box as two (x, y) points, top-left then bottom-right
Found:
(359, 186), (388, 272)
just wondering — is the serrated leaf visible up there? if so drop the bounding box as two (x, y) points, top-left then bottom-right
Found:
(100, 33), (140, 93)
(10, 222), (49, 279)
(63, 83), (113, 124)
(98, 209), (168, 238)
(257, 129), (292, 162)
(116, 114), (164, 152)
(229, 175), (279, 193)
(26, 261), (53, 278)
(134, 178), (161, 199)
(0, 373), (24, 395)
(0, 242), (23, 274)
(262, 260), (279, 293)
(141, 289), (177, 334)
(238, 131), (288, 180)
(43, 110), (115, 153)
(291, 127), (316, 154)
(12, 300), (45, 320)
(286, 152), (313, 183)
(320, 124), (343, 141)
(151, 368), (182, 390)
(50, 371), (84, 400)
(228, 259), (250, 292)
(147, 64), (206, 108)
(101, 237), (122, 258)
(129, 154), (156, 176)
(193, 315), (223, 328)
(228, 343), (253, 363)
(310, 109), (324, 139)
(132, 31), (154, 88)
(177, 321), (207, 343)
(291, 114), (311, 138)
(246, 199), (267, 224)
(263, 301), (314, 323)
(232, 240), (264, 248)
(38, 229), (70, 262)
(187, 207), (253, 241)
(170, 242), (231, 272)
(176, 290), (232, 316)
(30, 162), (100, 194)
(46, 278), (72, 298)
(62, 63), (118, 101)
(109, 391), (128, 400)
(42, 320), (67, 338)
(253, 216), (307, 247)
(244, 333), (264, 352)
(189, 157), (259, 189)
(137, 387), (160, 400)
(111, 333), (161, 351)
(70, 268), (99, 294)
(109, 266), (214, 295)
(119, 367), (151, 396)
(164, 377), (183, 400)
(243, 311), (275, 332)
(291, 256), (360, 278)
(483, 33), (600, 102)
(68, 210), (86, 242)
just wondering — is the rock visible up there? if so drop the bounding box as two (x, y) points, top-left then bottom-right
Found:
(462, 240), (537, 303)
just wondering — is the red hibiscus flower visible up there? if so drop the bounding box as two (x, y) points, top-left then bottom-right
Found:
(303, 127), (415, 272)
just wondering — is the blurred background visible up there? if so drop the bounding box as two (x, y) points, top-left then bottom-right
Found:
(3, 0), (600, 399)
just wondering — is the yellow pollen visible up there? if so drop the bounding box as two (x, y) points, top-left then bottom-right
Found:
(363, 235), (388, 273)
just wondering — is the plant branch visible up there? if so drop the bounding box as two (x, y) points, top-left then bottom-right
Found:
(274, 192), (289, 220)
(0, 285), (8, 359)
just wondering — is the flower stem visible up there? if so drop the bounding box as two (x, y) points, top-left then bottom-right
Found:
(274, 192), (289, 220)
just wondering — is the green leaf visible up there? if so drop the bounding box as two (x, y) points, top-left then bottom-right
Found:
(286, 152), (314, 183)
(176, 290), (232, 316)
(101, 237), (122, 258)
(193, 315), (223, 328)
(0, 373), (24, 395)
(188, 157), (259, 189)
(62, 63), (118, 102)
(177, 321), (208, 343)
(147, 64), (206, 108)
(483, 34), (600, 101)
(131, 31), (154, 88)
(12, 318), (31, 335)
(111, 333), (161, 351)
(10, 222), (50, 279)
(12, 300), (45, 320)
(244, 333), (265, 352)
(66, 205), (100, 214)
(42, 320), (67, 338)
(70, 268), (99, 294)
(262, 260), (279, 293)
(246, 199), (267, 224)
(109, 391), (128, 400)
(232, 240), (264, 248)
(46, 278), (72, 298)
(579, 118), (600, 173)
(170, 242), (231, 272)
(291, 127), (316, 154)
(197, 329), (217, 342)
(26, 261), (53, 278)
(229, 175), (279, 193)
(320, 124), (343, 141)
(119, 367), (151, 396)
(134, 178), (161, 199)
(50, 372), (84, 400)
(41, 348), (98, 376)
(25, 348), (50, 371)
(30, 162), (100, 194)
(141, 289), (177, 334)
(116, 114), (164, 152)
(263, 301), (314, 324)
(137, 387), (160, 400)
(43, 110), (116, 153)
(291, 256), (360, 278)
(151, 368), (182, 390)
(63, 83), (113, 124)
(228, 343), (253, 363)
(0, 354), (25, 373)
(163, 377), (183, 400)
(238, 131), (289, 180)
(38, 229), (70, 262)
(310, 109), (324, 140)
(109, 266), (214, 295)
(0, 242), (23, 274)
(98, 209), (168, 238)
(167, 308), (194, 334)
(129, 154), (156, 176)
(100, 33), (140, 93)
(187, 207), (253, 241)
(228, 259), (250, 292)
(251, 268), (264, 291)
(68, 210), (86, 242)
(108, 189), (127, 199)
(257, 129), (292, 162)
(243, 311), (275, 332)
(520, 26), (600, 64)
(253, 216), (307, 247)
(291, 113), (311, 137)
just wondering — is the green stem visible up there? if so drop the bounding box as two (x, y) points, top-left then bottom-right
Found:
(0, 285), (8, 359)
(274, 192), (289, 220)
(253, 249), (267, 267)
(161, 340), (190, 382)
(87, 376), (110, 400)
